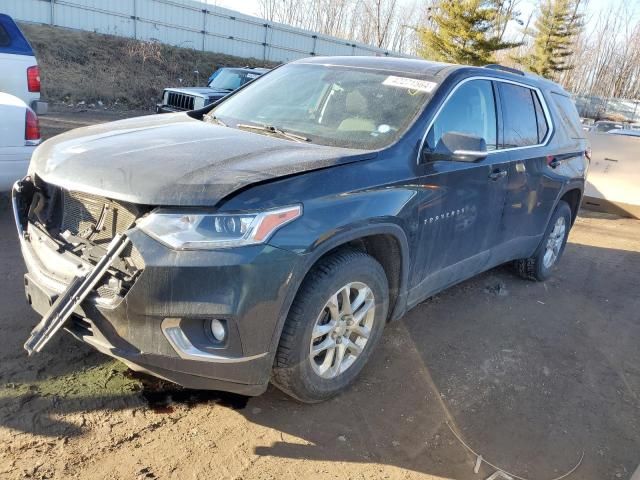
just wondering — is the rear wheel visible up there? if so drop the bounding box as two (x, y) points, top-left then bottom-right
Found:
(272, 249), (388, 403)
(514, 200), (572, 281)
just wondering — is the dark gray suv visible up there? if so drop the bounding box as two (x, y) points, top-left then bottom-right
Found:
(13, 57), (589, 403)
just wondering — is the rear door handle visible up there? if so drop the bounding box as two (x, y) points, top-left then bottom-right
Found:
(547, 156), (561, 168)
(488, 169), (507, 181)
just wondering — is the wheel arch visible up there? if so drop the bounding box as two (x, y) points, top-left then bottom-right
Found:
(268, 223), (411, 354)
(559, 187), (583, 225)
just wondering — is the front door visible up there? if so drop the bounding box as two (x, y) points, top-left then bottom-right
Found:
(409, 79), (509, 305)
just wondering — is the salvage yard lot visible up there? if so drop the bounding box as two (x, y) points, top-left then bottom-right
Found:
(0, 110), (638, 480)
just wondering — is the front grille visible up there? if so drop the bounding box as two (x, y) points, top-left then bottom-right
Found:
(57, 189), (146, 272)
(166, 91), (195, 111)
(61, 190), (138, 245)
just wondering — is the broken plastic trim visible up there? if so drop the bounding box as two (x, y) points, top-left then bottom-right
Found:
(11, 180), (26, 237)
(23, 234), (131, 355)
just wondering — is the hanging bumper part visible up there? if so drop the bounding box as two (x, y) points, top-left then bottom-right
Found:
(23, 234), (131, 355)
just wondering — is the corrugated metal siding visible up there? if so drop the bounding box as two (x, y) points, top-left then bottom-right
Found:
(0, 0), (398, 61)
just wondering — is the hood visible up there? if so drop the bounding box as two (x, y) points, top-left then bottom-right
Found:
(30, 113), (375, 206)
(165, 87), (229, 98)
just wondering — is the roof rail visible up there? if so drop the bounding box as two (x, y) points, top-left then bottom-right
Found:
(484, 64), (525, 76)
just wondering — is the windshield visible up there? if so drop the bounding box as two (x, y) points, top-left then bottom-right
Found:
(209, 63), (435, 149)
(208, 69), (261, 90)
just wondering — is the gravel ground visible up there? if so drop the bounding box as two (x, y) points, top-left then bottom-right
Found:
(0, 110), (638, 480)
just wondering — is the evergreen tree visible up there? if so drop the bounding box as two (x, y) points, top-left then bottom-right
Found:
(525, 0), (584, 78)
(419, 0), (521, 66)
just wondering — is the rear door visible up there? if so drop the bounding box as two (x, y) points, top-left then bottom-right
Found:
(409, 79), (510, 304)
(495, 82), (567, 261)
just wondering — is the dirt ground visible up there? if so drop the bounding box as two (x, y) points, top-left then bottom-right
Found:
(0, 110), (638, 480)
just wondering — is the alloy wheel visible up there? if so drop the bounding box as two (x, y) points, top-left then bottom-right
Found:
(543, 216), (567, 269)
(309, 282), (376, 379)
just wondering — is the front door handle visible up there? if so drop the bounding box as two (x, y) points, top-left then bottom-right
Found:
(488, 169), (507, 181)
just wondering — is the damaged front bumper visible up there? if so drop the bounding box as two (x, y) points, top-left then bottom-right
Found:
(13, 178), (302, 396)
(23, 232), (131, 355)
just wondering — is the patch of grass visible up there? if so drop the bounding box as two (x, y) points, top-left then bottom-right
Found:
(0, 360), (141, 400)
(20, 23), (277, 109)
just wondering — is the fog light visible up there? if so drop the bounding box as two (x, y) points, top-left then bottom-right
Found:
(210, 319), (226, 342)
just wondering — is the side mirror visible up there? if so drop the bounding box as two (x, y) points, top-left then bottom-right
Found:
(422, 132), (488, 163)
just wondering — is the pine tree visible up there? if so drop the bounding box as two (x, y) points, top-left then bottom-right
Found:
(525, 0), (584, 78)
(418, 0), (522, 66)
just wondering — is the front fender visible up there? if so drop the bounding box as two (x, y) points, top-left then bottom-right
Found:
(297, 222), (411, 298)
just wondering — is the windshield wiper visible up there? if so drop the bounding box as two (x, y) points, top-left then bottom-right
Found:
(236, 123), (309, 143)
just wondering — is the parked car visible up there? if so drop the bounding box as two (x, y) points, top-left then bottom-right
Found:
(0, 93), (40, 191)
(584, 130), (640, 218)
(156, 66), (269, 113)
(13, 57), (588, 403)
(606, 128), (640, 137)
(592, 120), (625, 132)
(0, 14), (47, 114)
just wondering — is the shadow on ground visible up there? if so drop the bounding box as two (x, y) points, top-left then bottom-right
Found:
(1, 202), (638, 479)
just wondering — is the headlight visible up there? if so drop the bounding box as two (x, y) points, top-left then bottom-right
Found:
(138, 205), (302, 250)
(193, 97), (206, 110)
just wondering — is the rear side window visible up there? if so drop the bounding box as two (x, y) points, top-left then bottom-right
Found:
(0, 24), (10, 47)
(427, 79), (498, 151)
(533, 92), (549, 142)
(0, 14), (34, 55)
(498, 83), (539, 148)
(551, 93), (584, 138)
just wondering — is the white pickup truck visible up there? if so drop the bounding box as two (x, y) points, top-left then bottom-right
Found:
(0, 93), (40, 191)
(0, 13), (47, 114)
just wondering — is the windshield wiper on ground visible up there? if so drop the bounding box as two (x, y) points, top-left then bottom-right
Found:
(236, 123), (309, 143)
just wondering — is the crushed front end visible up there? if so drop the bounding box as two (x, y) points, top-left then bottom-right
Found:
(13, 176), (146, 313)
(12, 176), (297, 396)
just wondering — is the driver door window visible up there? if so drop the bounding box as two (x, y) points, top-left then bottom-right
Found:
(426, 80), (498, 154)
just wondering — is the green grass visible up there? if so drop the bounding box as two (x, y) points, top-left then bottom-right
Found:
(0, 360), (141, 400)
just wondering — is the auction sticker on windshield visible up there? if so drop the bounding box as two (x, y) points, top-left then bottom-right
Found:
(383, 76), (437, 92)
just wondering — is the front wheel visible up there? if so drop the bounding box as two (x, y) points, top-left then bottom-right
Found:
(272, 249), (389, 403)
(514, 200), (572, 281)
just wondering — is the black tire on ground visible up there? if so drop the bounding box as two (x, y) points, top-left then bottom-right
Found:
(272, 249), (389, 403)
(514, 200), (572, 281)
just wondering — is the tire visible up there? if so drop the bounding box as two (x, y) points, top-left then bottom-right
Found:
(272, 249), (389, 403)
(514, 200), (572, 281)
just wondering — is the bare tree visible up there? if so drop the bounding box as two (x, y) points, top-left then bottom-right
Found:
(558, 0), (640, 100)
(257, 0), (427, 53)
(358, 0), (399, 48)
(492, 0), (523, 41)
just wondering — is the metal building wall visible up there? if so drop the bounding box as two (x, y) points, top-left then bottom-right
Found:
(0, 0), (396, 62)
